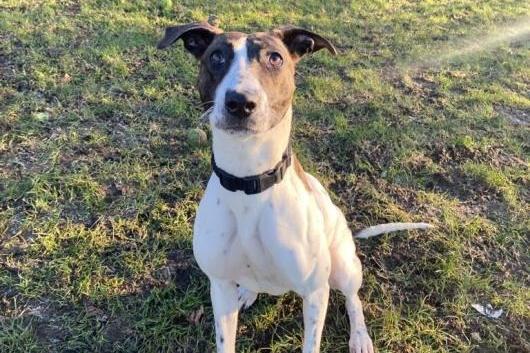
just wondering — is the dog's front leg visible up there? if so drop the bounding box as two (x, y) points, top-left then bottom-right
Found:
(210, 279), (239, 353)
(302, 285), (330, 353)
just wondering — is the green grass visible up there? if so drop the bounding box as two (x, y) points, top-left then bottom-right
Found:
(1, 1), (529, 352)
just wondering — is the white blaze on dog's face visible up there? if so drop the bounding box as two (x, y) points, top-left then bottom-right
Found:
(157, 22), (337, 134)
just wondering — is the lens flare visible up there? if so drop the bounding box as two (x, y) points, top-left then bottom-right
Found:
(403, 16), (530, 70)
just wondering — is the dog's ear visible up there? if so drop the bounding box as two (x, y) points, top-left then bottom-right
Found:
(157, 22), (223, 59)
(274, 26), (337, 61)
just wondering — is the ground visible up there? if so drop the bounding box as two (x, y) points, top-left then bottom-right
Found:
(0, 1), (529, 352)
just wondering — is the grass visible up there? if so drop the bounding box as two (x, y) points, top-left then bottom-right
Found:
(0, 0), (529, 352)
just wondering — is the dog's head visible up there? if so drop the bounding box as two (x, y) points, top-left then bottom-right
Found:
(158, 22), (336, 134)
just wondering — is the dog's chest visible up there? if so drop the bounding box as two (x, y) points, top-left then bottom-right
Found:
(193, 174), (331, 295)
(218, 195), (294, 294)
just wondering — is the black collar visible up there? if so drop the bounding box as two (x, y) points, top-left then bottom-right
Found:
(212, 144), (292, 195)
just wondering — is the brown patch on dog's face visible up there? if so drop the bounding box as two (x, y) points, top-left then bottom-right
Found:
(197, 33), (243, 106)
(243, 32), (297, 129)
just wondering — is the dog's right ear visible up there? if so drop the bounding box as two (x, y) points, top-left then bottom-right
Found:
(157, 22), (223, 59)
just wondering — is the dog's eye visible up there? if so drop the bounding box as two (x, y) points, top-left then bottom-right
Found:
(210, 50), (226, 68)
(268, 52), (283, 69)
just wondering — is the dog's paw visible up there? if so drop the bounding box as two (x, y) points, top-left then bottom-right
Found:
(349, 328), (374, 353)
(237, 287), (257, 310)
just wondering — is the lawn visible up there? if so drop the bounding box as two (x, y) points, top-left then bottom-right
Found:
(0, 1), (529, 352)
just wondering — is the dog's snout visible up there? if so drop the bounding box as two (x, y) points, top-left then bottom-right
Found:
(225, 90), (257, 118)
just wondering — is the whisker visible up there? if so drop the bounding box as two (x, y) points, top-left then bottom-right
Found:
(199, 107), (214, 122)
(197, 100), (214, 108)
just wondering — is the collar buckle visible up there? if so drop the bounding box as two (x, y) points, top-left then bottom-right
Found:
(243, 178), (261, 195)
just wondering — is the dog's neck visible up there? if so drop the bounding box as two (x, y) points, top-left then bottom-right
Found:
(211, 107), (292, 178)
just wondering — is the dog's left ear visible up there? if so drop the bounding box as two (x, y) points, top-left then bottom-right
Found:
(274, 26), (337, 61)
(157, 21), (223, 59)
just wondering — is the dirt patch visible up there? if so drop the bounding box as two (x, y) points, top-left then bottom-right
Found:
(496, 105), (530, 126)
(160, 249), (197, 289)
(33, 319), (69, 347)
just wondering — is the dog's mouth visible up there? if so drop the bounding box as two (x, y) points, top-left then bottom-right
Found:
(213, 110), (261, 134)
(215, 121), (259, 134)
(212, 107), (290, 135)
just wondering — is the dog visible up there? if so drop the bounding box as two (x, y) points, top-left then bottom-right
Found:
(158, 22), (432, 353)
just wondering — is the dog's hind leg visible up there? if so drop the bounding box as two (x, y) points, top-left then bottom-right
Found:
(210, 279), (239, 353)
(301, 285), (330, 353)
(330, 231), (374, 353)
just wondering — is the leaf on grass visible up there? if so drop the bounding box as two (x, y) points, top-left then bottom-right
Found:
(471, 303), (503, 319)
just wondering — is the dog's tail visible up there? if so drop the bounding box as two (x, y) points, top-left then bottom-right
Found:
(355, 222), (433, 239)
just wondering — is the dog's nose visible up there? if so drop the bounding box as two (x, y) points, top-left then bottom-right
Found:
(225, 90), (257, 118)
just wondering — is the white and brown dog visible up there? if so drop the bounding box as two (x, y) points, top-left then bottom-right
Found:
(158, 22), (431, 353)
